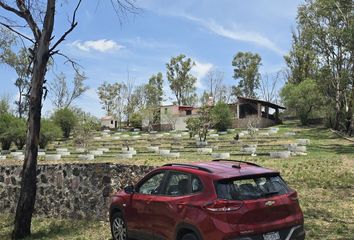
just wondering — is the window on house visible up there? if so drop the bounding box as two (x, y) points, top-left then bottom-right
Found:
(111, 120), (113, 124)
(186, 110), (192, 115)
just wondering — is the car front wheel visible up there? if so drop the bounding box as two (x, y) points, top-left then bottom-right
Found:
(111, 212), (127, 240)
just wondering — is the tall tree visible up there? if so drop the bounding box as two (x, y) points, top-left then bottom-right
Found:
(166, 54), (197, 106)
(97, 82), (123, 116)
(49, 71), (88, 109)
(284, 28), (318, 84)
(296, 0), (353, 131)
(232, 52), (262, 98)
(0, 44), (31, 118)
(0, 1), (138, 238)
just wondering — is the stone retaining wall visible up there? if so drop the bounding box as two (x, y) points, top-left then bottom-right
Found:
(0, 163), (154, 220)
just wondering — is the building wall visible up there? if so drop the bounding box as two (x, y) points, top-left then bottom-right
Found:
(232, 115), (276, 128)
(0, 163), (154, 220)
(101, 119), (116, 129)
(160, 106), (197, 131)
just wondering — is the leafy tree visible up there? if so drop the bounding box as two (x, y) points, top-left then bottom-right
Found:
(280, 79), (324, 125)
(97, 81), (126, 119)
(0, 113), (15, 150)
(0, 1), (138, 238)
(11, 118), (27, 150)
(296, 0), (353, 131)
(49, 71), (88, 109)
(166, 54), (197, 105)
(130, 112), (143, 129)
(71, 110), (98, 148)
(211, 102), (233, 131)
(52, 108), (77, 139)
(284, 28), (317, 84)
(232, 52), (262, 98)
(0, 95), (10, 115)
(0, 37), (31, 118)
(185, 105), (212, 141)
(39, 119), (62, 149)
(143, 72), (164, 128)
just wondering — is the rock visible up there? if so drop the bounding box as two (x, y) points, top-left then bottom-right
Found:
(181, 132), (189, 136)
(97, 148), (110, 153)
(241, 147), (257, 154)
(122, 150), (137, 155)
(78, 154), (95, 160)
(196, 140), (208, 147)
(117, 153), (133, 159)
(56, 148), (68, 153)
(227, 129), (235, 133)
(112, 136), (121, 140)
(147, 146), (159, 152)
(10, 152), (23, 157)
(297, 139), (310, 146)
(209, 134), (219, 138)
(45, 154), (61, 161)
(159, 149), (171, 155)
(93, 137), (102, 140)
(0, 155), (6, 160)
(197, 148), (213, 154)
(172, 134), (182, 139)
(14, 155), (24, 161)
(284, 132), (296, 136)
(270, 151), (291, 158)
(103, 129), (111, 133)
(122, 147), (134, 151)
(166, 152), (180, 158)
(259, 132), (270, 137)
(219, 132), (227, 135)
(38, 152), (46, 156)
(89, 150), (103, 156)
(76, 148), (86, 153)
(60, 151), (71, 156)
(211, 153), (230, 159)
(132, 135), (140, 139)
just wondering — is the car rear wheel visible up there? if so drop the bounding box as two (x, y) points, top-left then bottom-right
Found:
(181, 233), (198, 240)
(111, 212), (127, 240)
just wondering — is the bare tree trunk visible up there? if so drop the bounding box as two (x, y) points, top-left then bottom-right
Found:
(12, 1), (55, 239)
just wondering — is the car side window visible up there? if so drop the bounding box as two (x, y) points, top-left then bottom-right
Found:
(137, 172), (165, 195)
(165, 172), (190, 196)
(191, 175), (203, 193)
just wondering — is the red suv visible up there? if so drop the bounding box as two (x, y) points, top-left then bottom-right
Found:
(110, 160), (305, 240)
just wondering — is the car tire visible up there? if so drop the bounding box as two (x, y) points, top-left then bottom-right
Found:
(181, 233), (198, 240)
(111, 212), (127, 240)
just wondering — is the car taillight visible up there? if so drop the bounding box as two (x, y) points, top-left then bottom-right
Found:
(289, 191), (298, 202)
(204, 199), (243, 212)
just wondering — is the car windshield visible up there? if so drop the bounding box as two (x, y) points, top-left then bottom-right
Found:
(215, 175), (290, 200)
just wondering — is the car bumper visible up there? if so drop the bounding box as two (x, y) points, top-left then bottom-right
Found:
(228, 225), (305, 240)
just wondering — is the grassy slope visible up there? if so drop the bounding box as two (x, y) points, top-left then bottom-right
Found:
(1, 121), (353, 239)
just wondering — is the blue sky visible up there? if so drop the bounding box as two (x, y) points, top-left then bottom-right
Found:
(0, 0), (303, 117)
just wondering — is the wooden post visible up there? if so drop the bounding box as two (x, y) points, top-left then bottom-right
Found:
(257, 103), (261, 119)
(236, 104), (240, 119)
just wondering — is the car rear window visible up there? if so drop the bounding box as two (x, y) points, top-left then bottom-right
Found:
(215, 175), (290, 200)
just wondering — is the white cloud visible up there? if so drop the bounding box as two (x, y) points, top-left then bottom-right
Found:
(184, 15), (286, 55)
(71, 39), (124, 53)
(192, 60), (213, 89)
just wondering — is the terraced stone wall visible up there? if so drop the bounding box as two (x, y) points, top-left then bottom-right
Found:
(0, 163), (154, 220)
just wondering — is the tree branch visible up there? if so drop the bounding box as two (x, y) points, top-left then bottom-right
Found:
(15, 0), (41, 40)
(0, 22), (35, 43)
(0, 1), (23, 17)
(49, 0), (81, 53)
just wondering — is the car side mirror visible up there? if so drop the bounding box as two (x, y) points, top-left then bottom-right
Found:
(124, 185), (135, 194)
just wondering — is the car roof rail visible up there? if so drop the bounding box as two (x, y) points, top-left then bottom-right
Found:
(212, 159), (261, 167)
(163, 163), (213, 173)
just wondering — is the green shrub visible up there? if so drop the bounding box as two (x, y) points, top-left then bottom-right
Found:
(52, 108), (77, 138)
(0, 113), (16, 150)
(211, 101), (233, 131)
(39, 119), (62, 149)
(130, 112), (142, 129)
(11, 118), (27, 150)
